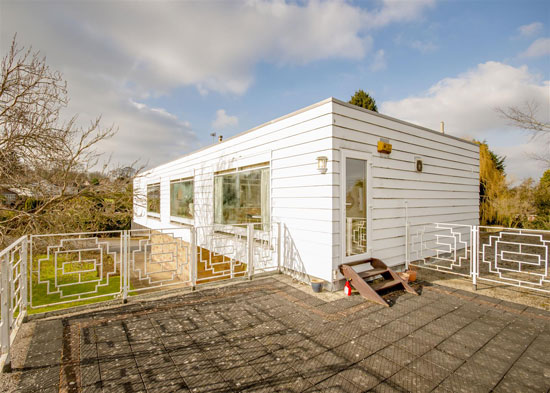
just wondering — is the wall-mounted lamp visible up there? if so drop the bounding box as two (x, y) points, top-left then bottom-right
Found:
(316, 156), (328, 174)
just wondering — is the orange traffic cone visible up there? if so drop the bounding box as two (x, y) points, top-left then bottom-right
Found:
(344, 280), (352, 296)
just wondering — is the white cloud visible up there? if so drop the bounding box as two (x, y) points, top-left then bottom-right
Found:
(1, 0), (435, 165)
(520, 37), (550, 58)
(364, 0), (436, 28)
(62, 70), (199, 168)
(212, 109), (239, 130)
(381, 61), (549, 180)
(381, 61), (549, 135)
(2, 1), (435, 96)
(370, 49), (387, 71)
(518, 22), (543, 37)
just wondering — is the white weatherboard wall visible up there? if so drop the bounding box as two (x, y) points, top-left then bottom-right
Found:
(134, 97), (480, 286)
(134, 99), (336, 282)
(331, 99), (479, 279)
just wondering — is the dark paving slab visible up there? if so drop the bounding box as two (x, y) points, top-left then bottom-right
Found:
(15, 277), (550, 392)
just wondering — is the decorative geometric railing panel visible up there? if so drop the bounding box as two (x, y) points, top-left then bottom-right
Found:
(29, 232), (123, 309)
(409, 223), (472, 277)
(195, 225), (248, 283)
(127, 229), (192, 293)
(478, 227), (550, 291)
(346, 217), (366, 256)
(252, 223), (279, 274)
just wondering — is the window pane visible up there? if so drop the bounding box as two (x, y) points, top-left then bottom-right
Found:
(147, 183), (160, 214)
(345, 158), (367, 256)
(214, 168), (270, 226)
(170, 180), (194, 219)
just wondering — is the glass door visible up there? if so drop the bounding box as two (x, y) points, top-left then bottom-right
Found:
(341, 150), (371, 262)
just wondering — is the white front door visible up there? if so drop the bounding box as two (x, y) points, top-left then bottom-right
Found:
(341, 150), (372, 263)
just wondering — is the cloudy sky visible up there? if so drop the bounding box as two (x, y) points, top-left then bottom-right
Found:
(1, 0), (549, 181)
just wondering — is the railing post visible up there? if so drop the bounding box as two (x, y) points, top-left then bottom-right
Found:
(190, 228), (197, 290)
(405, 223), (409, 271)
(472, 226), (478, 291)
(277, 222), (282, 274)
(247, 224), (254, 280)
(1, 253), (11, 372)
(20, 237), (28, 320)
(122, 231), (128, 303)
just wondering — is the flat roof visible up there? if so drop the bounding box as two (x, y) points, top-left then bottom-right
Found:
(142, 97), (477, 175)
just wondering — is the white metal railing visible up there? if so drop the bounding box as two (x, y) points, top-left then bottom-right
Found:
(0, 236), (28, 372)
(0, 222), (281, 372)
(408, 223), (550, 293)
(408, 223), (473, 278)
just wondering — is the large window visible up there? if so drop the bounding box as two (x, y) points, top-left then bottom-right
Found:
(214, 166), (270, 225)
(170, 178), (194, 220)
(147, 183), (160, 215)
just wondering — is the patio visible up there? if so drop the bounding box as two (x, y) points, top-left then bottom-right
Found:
(7, 275), (550, 393)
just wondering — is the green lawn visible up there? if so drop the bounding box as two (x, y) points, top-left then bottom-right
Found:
(29, 253), (124, 314)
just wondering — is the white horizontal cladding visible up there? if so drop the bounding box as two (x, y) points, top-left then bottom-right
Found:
(272, 185), (338, 198)
(271, 196), (336, 209)
(334, 139), (478, 173)
(374, 235), (408, 251)
(156, 118), (333, 178)
(374, 158), (479, 178)
(373, 178), (479, 193)
(372, 188), (478, 199)
(333, 114), (478, 160)
(373, 205), (479, 220)
(372, 213), (478, 230)
(149, 102), (333, 173)
(373, 167), (478, 185)
(273, 150), (337, 169)
(273, 207), (337, 221)
(283, 227), (336, 246)
(372, 251), (406, 267)
(373, 198), (479, 209)
(272, 162), (340, 179)
(373, 226), (408, 241)
(332, 100), (478, 154)
(279, 218), (340, 234)
(271, 138), (334, 160)
(333, 127), (479, 166)
(272, 174), (339, 188)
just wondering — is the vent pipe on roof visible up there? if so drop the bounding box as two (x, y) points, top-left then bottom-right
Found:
(218, 135), (223, 142)
(440, 121), (445, 134)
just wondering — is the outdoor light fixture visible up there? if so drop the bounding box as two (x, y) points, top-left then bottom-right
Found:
(317, 156), (328, 174)
(377, 138), (392, 154)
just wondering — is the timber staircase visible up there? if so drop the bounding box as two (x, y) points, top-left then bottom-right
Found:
(339, 258), (418, 307)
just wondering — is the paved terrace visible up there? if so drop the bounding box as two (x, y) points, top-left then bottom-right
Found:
(9, 276), (550, 393)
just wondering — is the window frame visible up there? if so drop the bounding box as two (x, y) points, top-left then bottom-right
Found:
(169, 177), (194, 225)
(146, 182), (161, 218)
(213, 162), (270, 227)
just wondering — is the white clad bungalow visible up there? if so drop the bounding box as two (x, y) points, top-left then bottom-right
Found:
(133, 97), (479, 290)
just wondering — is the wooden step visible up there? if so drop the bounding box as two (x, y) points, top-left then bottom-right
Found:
(340, 258), (418, 307)
(361, 268), (389, 279)
(370, 279), (401, 292)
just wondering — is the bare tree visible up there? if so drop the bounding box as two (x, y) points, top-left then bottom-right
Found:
(496, 100), (550, 167)
(0, 36), (141, 245)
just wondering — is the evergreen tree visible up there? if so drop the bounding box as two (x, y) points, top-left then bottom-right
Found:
(349, 90), (378, 112)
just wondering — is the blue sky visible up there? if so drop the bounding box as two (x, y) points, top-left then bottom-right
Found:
(1, 0), (549, 180)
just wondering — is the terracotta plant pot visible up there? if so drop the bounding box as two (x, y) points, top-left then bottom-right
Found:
(398, 270), (417, 282)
